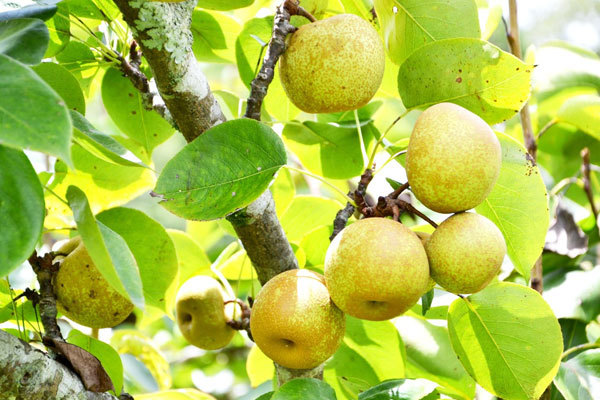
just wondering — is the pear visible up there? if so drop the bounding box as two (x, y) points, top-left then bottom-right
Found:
(53, 237), (134, 329)
(176, 276), (240, 350)
(325, 218), (430, 321)
(250, 269), (345, 369)
(426, 212), (506, 294)
(280, 13), (385, 113)
(406, 102), (501, 213)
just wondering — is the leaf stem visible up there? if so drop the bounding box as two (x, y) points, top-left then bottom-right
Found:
(43, 186), (69, 206)
(285, 166), (357, 206)
(374, 150), (407, 176)
(561, 342), (600, 360)
(536, 118), (558, 140)
(367, 109), (412, 169)
(354, 109), (369, 168)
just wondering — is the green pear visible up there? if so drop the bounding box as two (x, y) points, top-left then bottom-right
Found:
(324, 218), (430, 321)
(280, 13), (385, 113)
(406, 102), (502, 213)
(250, 269), (345, 369)
(53, 237), (134, 329)
(426, 212), (506, 294)
(176, 276), (240, 350)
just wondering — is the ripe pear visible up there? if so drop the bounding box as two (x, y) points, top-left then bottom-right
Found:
(426, 212), (506, 294)
(406, 102), (502, 213)
(53, 237), (134, 329)
(250, 269), (345, 369)
(280, 13), (385, 113)
(324, 218), (430, 321)
(176, 276), (240, 350)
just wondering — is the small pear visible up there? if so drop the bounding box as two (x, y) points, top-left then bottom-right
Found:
(250, 269), (345, 369)
(280, 14), (385, 113)
(406, 103), (502, 213)
(53, 237), (134, 329)
(426, 212), (506, 294)
(325, 218), (430, 321)
(176, 276), (239, 350)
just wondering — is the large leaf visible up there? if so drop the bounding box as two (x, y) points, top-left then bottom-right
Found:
(32, 62), (85, 113)
(44, 1), (69, 57)
(0, 18), (48, 64)
(476, 132), (549, 281)
(0, 146), (44, 278)
(191, 10), (239, 63)
(398, 38), (532, 125)
(66, 186), (144, 309)
(68, 329), (124, 395)
(447, 282), (563, 400)
(272, 378), (337, 400)
(395, 316), (475, 399)
(556, 94), (600, 140)
(358, 378), (438, 400)
(0, 53), (72, 164)
(544, 267), (600, 323)
(101, 67), (174, 162)
(155, 119), (286, 221)
(282, 121), (377, 179)
(374, 0), (480, 65)
(44, 144), (155, 229)
(280, 196), (343, 242)
(55, 41), (99, 94)
(97, 208), (178, 314)
(554, 349), (600, 400)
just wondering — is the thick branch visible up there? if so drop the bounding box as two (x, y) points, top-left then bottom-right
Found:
(0, 330), (118, 400)
(112, 0), (226, 142)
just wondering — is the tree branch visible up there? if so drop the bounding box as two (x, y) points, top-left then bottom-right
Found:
(0, 330), (118, 400)
(506, 0), (543, 294)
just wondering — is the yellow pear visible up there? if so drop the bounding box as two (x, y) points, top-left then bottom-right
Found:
(176, 276), (240, 350)
(250, 269), (345, 369)
(406, 103), (501, 213)
(53, 237), (134, 329)
(280, 13), (385, 113)
(426, 212), (506, 294)
(324, 218), (430, 321)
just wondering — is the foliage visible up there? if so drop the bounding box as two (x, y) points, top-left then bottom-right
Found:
(0, 0), (598, 399)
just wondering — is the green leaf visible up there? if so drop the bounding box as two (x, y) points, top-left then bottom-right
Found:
(272, 378), (337, 400)
(44, 144), (155, 230)
(271, 167), (295, 217)
(0, 4), (58, 21)
(280, 196), (343, 242)
(32, 62), (85, 114)
(135, 389), (216, 400)
(191, 10), (239, 63)
(338, 0), (373, 21)
(70, 110), (145, 168)
(63, 0), (106, 20)
(0, 18), (49, 64)
(476, 132), (549, 281)
(325, 343), (379, 400)
(398, 38), (532, 125)
(544, 267), (600, 323)
(282, 122), (377, 179)
(447, 282), (563, 400)
(556, 94), (600, 140)
(197, 0), (253, 10)
(67, 329), (124, 395)
(44, 2), (70, 57)
(101, 68), (174, 162)
(554, 349), (600, 400)
(358, 378), (438, 400)
(167, 229), (211, 285)
(97, 208), (178, 314)
(300, 225), (332, 266)
(0, 146), (44, 278)
(374, 0), (480, 65)
(395, 316), (475, 399)
(420, 289), (434, 316)
(155, 119), (286, 221)
(0, 53), (72, 165)
(66, 186), (144, 309)
(246, 344), (275, 388)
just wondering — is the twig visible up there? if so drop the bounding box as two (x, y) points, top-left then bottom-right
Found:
(390, 182), (410, 199)
(116, 42), (175, 128)
(27, 251), (64, 345)
(224, 299), (253, 341)
(581, 148), (598, 219)
(244, 0), (298, 120)
(330, 169), (373, 241)
(506, 0), (543, 294)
